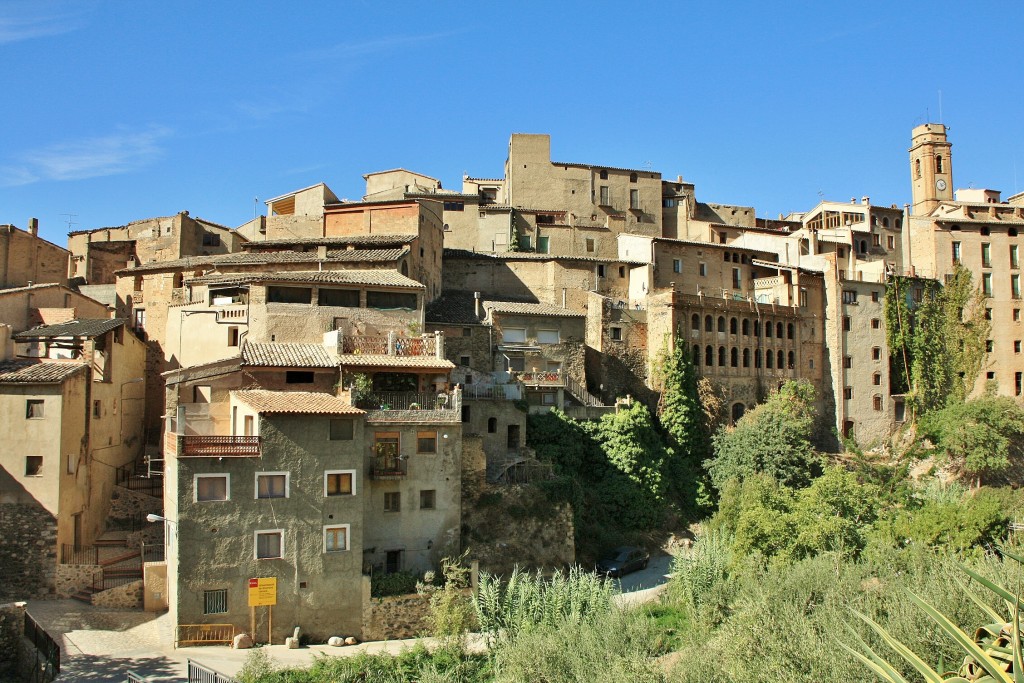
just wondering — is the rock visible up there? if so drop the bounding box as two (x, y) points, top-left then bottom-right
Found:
(233, 633), (253, 649)
(285, 636), (299, 649)
(345, 636), (358, 646)
(328, 636), (344, 647)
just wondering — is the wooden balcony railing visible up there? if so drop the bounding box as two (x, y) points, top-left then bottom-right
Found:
(181, 435), (261, 457)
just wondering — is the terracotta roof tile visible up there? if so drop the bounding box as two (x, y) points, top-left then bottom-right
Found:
(243, 235), (417, 249)
(0, 360), (88, 384)
(242, 342), (338, 368)
(186, 269), (425, 289)
(233, 390), (364, 415)
(119, 248), (409, 274)
(484, 301), (584, 317)
(335, 354), (454, 369)
(13, 318), (125, 340)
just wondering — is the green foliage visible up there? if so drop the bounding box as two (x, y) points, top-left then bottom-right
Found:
(371, 570), (420, 598)
(668, 530), (733, 621)
(884, 266), (990, 414)
(917, 395), (1024, 484)
(659, 334), (709, 463)
(593, 402), (668, 526)
(706, 380), (822, 490)
(422, 554), (476, 640)
(474, 566), (614, 648)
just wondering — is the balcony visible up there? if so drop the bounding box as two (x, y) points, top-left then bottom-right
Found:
(339, 332), (441, 357)
(356, 390), (459, 412)
(370, 455), (407, 480)
(181, 435), (261, 458)
(216, 305), (247, 323)
(511, 370), (565, 387)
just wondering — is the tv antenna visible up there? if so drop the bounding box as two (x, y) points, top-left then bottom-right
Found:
(60, 213), (78, 231)
(253, 197), (259, 219)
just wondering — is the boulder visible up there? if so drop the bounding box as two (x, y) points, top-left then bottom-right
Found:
(232, 633), (253, 649)
(328, 636), (344, 647)
(345, 636), (358, 646)
(285, 636), (299, 649)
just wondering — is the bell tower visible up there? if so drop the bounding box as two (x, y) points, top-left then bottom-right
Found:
(909, 123), (953, 215)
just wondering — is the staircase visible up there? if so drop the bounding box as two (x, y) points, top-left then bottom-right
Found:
(564, 374), (605, 407)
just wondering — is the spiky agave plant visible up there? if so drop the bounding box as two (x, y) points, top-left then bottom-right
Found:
(841, 548), (1024, 682)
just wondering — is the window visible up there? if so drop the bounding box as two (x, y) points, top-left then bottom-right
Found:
(318, 288), (360, 307)
(1018, 372), (1023, 397)
(203, 589), (228, 615)
(1014, 274), (1021, 299)
(887, 236), (895, 250)
(915, 158), (921, 179)
(1013, 245), (1020, 269)
(872, 346), (881, 361)
(599, 170), (608, 180)
(718, 316), (726, 333)
(663, 198), (677, 208)
(718, 346), (726, 366)
(871, 291), (880, 303)
(673, 259), (682, 273)
(691, 314), (700, 331)
(719, 232), (727, 244)
(1016, 341), (1022, 354)
(873, 395), (883, 411)
(610, 327), (622, 341)
(535, 329), (560, 345)
(202, 233), (221, 247)
(384, 492), (401, 512)
(92, 400), (102, 419)
(195, 474), (229, 502)
(705, 315), (713, 332)
(730, 347), (738, 367)
(699, 262), (707, 277)
(133, 309), (146, 336)
(766, 351), (773, 369)
(765, 321), (772, 338)
(872, 234), (881, 247)
(788, 351), (795, 369)
(324, 524), (350, 553)
(459, 355), (471, 368)
(843, 316), (852, 331)
(730, 317), (738, 335)
(1016, 309), (1022, 322)
(536, 236), (550, 254)
(844, 387), (853, 400)
(487, 417), (497, 433)
(618, 266), (626, 278)
(443, 201), (464, 212)
(982, 243), (992, 268)
(366, 291), (417, 310)
(329, 419), (354, 441)
(871, 318), (881, 329)
(705, 345), (713, 366)
(256, 472), (288, 499)
(936, 155), (944, 173)
(742, 348), (750, 367)
(585, 238), (595, 253)
(286, 371), (314, 383)
(25, 456), (43, 477)
(227, 326), (240, 347)
(742, 319), (750, 336)
(596, 264), (606, 278)
(842, 290), (857, 304)
(420, 490), (436, 510)
(324, 470), (355, 496)
(986, 340), (994, 353)
(502, 328), (527, 343)
(629, 189), (640, 210)
(732, 268), (741, 289)
(755, 349), (762, 368)
(873, 372), (882, 386)
(267, 286), (312, 304)
(462, 327), (472, 338)
(417, 431), (437, 454)
(26, 399), (44, 419)
(983, 273), (993, 296)
(843, 356), (852, 369)
(599, 186), (610, 205)
(255, 530), (283, 559)
(952, 241), (961, 263)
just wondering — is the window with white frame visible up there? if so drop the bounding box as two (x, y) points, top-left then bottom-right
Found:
(255, 472), (289, 499)
(324, 470), (355, 497)
(194, 474), (229, 502)
(502, 328), (527, 343)
(536, 329), (560, 344)
(323, 524), (350, 553)
(255, 530), (283, 559)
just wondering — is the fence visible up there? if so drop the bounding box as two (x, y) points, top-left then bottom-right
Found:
(176, 624), (236, 648)
(356, 391), (457, 412)
(60, 544), (99, 565)
(24, 611), (60, 683)
(115, 464), (163, 496)
(188, 658), (239, 683)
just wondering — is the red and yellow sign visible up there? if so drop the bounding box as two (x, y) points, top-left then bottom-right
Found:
(247, 577), (277, 606)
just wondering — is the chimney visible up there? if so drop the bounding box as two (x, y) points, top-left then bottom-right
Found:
(850, 198), (856, 204)
(862, 196), (870, 206)
(27, 218), (38, 236)
(474, 291), (481, 319)
(317, 245), (328, 259)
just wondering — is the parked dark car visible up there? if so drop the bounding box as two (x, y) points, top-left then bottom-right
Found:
(596, 546), (649, 578)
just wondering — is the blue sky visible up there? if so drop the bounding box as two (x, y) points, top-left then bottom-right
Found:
(2, 0), (1023, 246)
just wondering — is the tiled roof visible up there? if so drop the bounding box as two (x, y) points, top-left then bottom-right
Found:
(325, 198), (439, 209)
(242, 342), (338, 368)
(0, 360), (88, 384)
(335, 354), (455, 369)
(13, 318), (125, 340)
(243, 234), (417, 249)
(263, 183), (329, 205)
(233, 390), (364, 416)
(0, 283), (63, 296)
(551, 160), (660, 176)
(119, 248), (408, 274)
(426, 290), (484, 325)
(442, 248), (647, 266)
(484, 301), (584, 317)
(187, 269), (424, 289)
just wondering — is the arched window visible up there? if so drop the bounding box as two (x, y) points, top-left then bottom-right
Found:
(705, 345), (714, 366)
(487, 417), (497, 433)
(599, 169), (608, 180)
(730, 347), (738, 367)
(693, 345), (701, 365)
(896, 218), (902, 229)
(730, 317), (738, 334)
(742, 319), (750, 336)
(788, 351), (795, 369)
(766, 351), (774, 369)
(755, 349), (762, 368)
(742, 348), (750, 368)
(691, 314), (700, 330)
(776, 322), (784, 338)
(401, 262), (410, 276)
(718, 346), (726, 367)
(705, 315), (713, 332)
(936, 155), (943, 173)
(882, 217), (890, 228)
(787, 323), (794, 340)
(731, 402), (746, 422)
(914, 158), (922, 179)
(754, 320), (761, 337)
(777, 350), (785, 369)
(765, 321), (772, 338)
(173, 272), (183, 288)
(717, 316), (726, 333)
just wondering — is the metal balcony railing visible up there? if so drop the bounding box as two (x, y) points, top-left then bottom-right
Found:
(181, 435), (261, 457)
(511, 370), (564, 387)
(356, 390), (459, 412)
(370, 455), (408, 480)
(339, 332), (440, 357)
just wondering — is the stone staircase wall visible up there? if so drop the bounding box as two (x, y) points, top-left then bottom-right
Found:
(92, 580), (144, 609)
(55, 565), (102, 599)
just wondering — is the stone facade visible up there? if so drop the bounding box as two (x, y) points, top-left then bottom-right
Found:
(0, 221), (69, 289)
(0, 504), (56, 601)
(92, 579), (144, 609)
(55, 564), (102, 599)
(0, 602), (26, 678)
(361, 587), (434, 642)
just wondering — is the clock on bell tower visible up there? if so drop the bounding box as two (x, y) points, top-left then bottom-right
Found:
(909, 123), (953, 216)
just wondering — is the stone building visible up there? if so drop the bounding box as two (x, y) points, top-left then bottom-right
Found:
(0, 218), (70, 289)
(0, 283), (111, 339)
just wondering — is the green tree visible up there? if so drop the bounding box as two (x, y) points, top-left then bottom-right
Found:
(705, 380), (822, 490)
(593, 402), (669, 527)
(660, 334), (709, 461)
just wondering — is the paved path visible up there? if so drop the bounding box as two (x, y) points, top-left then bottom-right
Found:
(26, 559), (674, 681)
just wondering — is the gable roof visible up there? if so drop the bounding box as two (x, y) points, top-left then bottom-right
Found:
(242, 234), (417, 250)
(233, 389), (364, 416)
(0, 360), (88, 384)
(117, 247), (409, 274)
(242, 342), (338, 368)
(186, 269), (424, 289)
(484, 301), (584, 318)
(13, 318), (126, 340)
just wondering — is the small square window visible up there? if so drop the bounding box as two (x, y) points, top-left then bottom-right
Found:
(420, 490), (436, 510)
(871, 318), (880, 329)
(986, 340), (994, 353)
(843, 356), (852, 369)
(462, 327), (471, 337)
(384, 491), (401, 512)
(542, 393), (556, 405)
(286, 371), (314, 384)
(873, 373), (882, 386)
(871, 291), (880, 303)
(324, 470), (355, 496)
(256, 472), (288, 499)
(872, 347), (881, 361)
(25, 456), (43, 477)
(460, 355), (471, 367)
(329, 419), (354, 441)
(843, 387), (853, 400)
(417, 431), (437, 454)
(26, 399), (44, 419)
(255, 530), (283, 559)
(843, 316), (851, 331)
(610, 327), (622, 341)
(93, 400), (102, 419)
(1015, 341), (1022, 354)
(203, 589), (228, 615)
(324, 524), (350, 553)
(842, 290), (857, 304)
(195, 474), (229, 502)
(987, 371), (996, 380)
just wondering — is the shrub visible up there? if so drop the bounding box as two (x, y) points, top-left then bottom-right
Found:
(371, 570), (420, 598)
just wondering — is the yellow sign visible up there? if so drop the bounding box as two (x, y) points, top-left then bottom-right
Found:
(248, 577), (277, 606)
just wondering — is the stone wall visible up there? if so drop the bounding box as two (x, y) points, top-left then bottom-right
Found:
(92, 580), (143, 609)
(361, 591), (433, 642)
(0, 505), (56, 601)
(108, 487), (163, 520)
(55, 564), (102, 599)
(0, 602), (25, 678)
